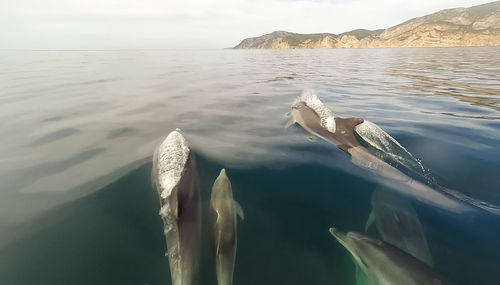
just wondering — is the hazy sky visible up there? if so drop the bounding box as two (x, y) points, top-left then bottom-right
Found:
(0, 0), (491, 49)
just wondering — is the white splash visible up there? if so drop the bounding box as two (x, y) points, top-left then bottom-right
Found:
(296, 90), (336, 133)
(156, 128), (190, 199)
(354, 121), (426, 173)
(159, 204), (170, 218)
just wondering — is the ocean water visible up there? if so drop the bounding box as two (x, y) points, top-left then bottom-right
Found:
(0, 47), (499, 285)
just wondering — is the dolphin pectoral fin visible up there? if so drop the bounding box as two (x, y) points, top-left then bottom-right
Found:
(285, 117), (297, 128)
(364, 210), (375, 232)
(234, 200), (245, 220)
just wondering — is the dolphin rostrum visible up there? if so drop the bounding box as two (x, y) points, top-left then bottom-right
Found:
(329, 228), (453, 285)
(151, 128), (201, 285)
(287, 91), (500, 215)
(210, 168), (244, 285)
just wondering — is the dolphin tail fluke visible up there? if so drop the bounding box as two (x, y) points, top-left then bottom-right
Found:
(364, 210), (375, 232)
(233, 200), (245, 220)
(285, 117), (296, 128)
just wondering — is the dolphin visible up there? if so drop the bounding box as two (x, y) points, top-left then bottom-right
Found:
(287, 92), (415, 183)
(329, 228), (453, 285)
(151, 128), (201, 285)
(365, 189), (433, 266)
(286, 91), (500, 215)
(210, 168), (244, 285)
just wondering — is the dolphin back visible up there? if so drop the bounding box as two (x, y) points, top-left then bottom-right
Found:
(371, 189), (433, 266)
(211, 169), (240, 285)
(152, 130), (201, 285)
(329, 228), (454, 285)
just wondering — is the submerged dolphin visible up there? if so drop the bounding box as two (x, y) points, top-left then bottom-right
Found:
(210, 169), (244, 285)
(329, 228), (453, 285)
(151, 129), (201, 285)
(366, 189), (433, 266)
(287, 91), (500, 215)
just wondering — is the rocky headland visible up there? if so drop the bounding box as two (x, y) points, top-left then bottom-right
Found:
(234, 1), (500, 49)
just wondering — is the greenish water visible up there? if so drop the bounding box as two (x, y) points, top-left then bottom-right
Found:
(1, 48), (500, 284)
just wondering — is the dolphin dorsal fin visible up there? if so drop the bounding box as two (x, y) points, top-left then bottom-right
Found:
(285, 117), (296, 128)
(338, 144), (351, 153)
(342, 117), (364, 129)
(233, 200), (245, 220)
(365, 210), (375, 232)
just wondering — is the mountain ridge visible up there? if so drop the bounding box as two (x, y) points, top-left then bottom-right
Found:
(234, 1), (500, 49)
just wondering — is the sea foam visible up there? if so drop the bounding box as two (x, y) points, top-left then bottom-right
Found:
(156, 128), (190, 199)
(296, 90), (336, 133)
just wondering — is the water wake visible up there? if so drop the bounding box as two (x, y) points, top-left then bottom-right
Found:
(354, 120), (434, 184)
(296, 90), (500, 216)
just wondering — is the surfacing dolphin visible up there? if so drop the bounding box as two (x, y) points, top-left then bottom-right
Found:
(287, 91), (500, 215)
(210, 168), (244, 285)
(286, 91), (425, 183)
(329, 227), (453, 285)
(151, 128), (201, 285)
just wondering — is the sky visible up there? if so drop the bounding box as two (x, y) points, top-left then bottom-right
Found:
(0, 0), (492, 49)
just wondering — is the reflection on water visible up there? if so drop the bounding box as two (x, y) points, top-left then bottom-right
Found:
(421, 111), (500, 120)
(388, 48), (500, 112)
(1, 47), (500, 284)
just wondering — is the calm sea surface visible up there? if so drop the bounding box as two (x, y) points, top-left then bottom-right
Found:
(1, 48), (499, 284)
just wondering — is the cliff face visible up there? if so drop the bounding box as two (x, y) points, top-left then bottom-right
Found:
(234, 31), (340, 49)
(234, 30), (380, 49)
(234, 1), (500, 49)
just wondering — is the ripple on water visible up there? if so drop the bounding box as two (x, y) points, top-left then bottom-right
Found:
(27, 128), (82, 146)
(106, 127), (139, 139)
(9, 148), (106, 193)
(0, 48), (499, 220)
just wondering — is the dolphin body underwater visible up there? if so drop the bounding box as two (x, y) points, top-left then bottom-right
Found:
(365, 189), (433, 266)
(329, 228), (453, 285)
(210, 169), (244, 285)
(151, 129), (201, 285)
(286, 91), (500, 215)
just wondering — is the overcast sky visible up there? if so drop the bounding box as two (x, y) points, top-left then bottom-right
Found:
(0, 0), (491, 49)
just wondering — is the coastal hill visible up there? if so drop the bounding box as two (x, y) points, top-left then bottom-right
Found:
(234, 1), (500, 49)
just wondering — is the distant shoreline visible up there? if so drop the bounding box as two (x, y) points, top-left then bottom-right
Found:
(234, 1), (500, 49)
